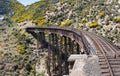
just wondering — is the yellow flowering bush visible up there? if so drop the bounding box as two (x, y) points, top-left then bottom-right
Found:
(89, 21), (99, 27)
(48, 21), (54, 25)
(33, 19), (46, 26)
(17, 45), (25, 54)
(61, 0), (65, 4)
(12, 17), (19, 22)
(19, 30), (30, 37)
(60, 20), (72, 27)
(97, 13), (104, 18)
(89, 8), (93, 14)
(81, 19), (87, 24)
(81, 11), (86, 17)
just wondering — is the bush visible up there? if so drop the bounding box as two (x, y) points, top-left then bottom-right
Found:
(60, 20), (72, 27)
(61, 0), (65, 4)
(33, 19), (46, 26)
(17, 45), (26, 54)
(89, 21), (99, 27)
(81, 19), (87, 24)
(17, 44), (28, 54)
(97, 12), (104, 18)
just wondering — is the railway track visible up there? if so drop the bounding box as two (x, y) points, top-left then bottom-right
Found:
(82, 31), (120, 76)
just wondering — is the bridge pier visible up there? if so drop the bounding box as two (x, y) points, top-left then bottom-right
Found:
(51, 33), (56, 74)
(76, 43), (80, 54)
(63, 36), (69, 74)
(47, 33), (52, 76)
(58, 36), (63, 76)
(36, 32), (45, 56)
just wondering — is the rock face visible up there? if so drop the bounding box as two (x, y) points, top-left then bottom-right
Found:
(69, 55), (101, 76)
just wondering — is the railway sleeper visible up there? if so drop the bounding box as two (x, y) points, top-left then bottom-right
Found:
(97, 54), (104, 57)
(99, 62), (107, 65)
(114, 72), (120, 76)
(109, 62), (120, 65)
(110, 65), (120, 68)
(98, 56), (106, 59)
(112, 68), (120, 72)
(99, 59), (106, 62)
(113, 70), (120, 73)
(101, 69), (110, 74)
(100, 65), (109, 69)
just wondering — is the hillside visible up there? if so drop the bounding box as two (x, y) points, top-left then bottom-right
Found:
(12, 0), (120, 26)
(12, 0), (120, 47)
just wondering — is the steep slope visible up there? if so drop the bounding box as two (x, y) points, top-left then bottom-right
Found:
(13, 0), (120, 47)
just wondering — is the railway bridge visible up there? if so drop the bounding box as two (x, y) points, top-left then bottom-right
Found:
(26, 26), (120, 76)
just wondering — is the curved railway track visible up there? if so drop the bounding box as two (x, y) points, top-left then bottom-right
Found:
(26, 27), (120, 76)
(82, 31), (120, 76)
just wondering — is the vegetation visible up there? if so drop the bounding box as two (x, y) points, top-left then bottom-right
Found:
(97, 12), (104, 18)
(89, 21), (99, 28)
(60, 20), (72, 27)
(17, 44), (28, 54)
(33, 19), (46, 26)
(81, 19), (87, 24)
(13, 29), (31, 54)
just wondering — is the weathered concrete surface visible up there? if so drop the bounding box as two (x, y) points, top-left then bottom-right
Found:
(69, 54), (101, 76)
